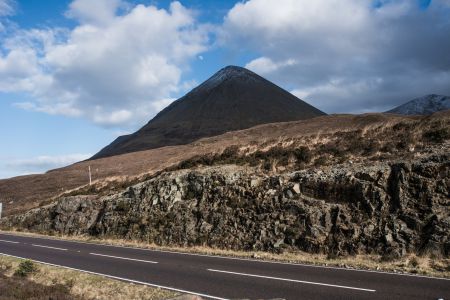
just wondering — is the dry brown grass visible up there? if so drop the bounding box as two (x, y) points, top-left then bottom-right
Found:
(3, 230), (449, 279)
(2, 112), (437, 216)
(0, 254), (178, 300)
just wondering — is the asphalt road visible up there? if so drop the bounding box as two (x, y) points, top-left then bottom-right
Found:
(0, 232), (448, 300)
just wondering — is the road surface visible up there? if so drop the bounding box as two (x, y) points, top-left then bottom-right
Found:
(0, 232), (448, 299)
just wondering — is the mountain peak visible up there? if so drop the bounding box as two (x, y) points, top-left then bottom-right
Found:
(387, 94), (450, 115)
(219, 65), (247, 72)
(91, 66), (325, 159)
(216, 65), (253, 75)
(198, 65), (257, 91)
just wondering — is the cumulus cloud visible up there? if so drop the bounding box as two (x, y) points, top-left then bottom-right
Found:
(1, 0), (449, 123)
(0, 153), (91, 178)
(66, 0), (123, 25)
(245, 57), (297, 74)
(221, 0), (450, 113)
(0, 0), (209, 127)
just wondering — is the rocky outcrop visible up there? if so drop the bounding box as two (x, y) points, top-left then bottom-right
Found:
(2, 154), (449, 258)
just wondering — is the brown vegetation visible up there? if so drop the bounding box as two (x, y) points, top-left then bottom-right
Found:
(168, 113), (449, 173)
(0, 255), (178, 300)
(0, 111), (448, 216)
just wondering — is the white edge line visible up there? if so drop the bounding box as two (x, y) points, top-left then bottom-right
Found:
(0, 239), (19, 244)
(90, 252), (158, 264)
(31, 244), (68, 251)
(2, 232), (449, 281)
(0, 252), (228, 300)
(208, 269), (376, 292)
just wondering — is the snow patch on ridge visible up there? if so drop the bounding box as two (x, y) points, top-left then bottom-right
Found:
(196, 66), (259, 91)
(387, 94), (450, 115)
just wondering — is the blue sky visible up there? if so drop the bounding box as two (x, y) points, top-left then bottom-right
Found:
(0, 0), (449, 178)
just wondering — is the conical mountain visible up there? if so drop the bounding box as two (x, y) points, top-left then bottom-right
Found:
(92, 66), (326, 159)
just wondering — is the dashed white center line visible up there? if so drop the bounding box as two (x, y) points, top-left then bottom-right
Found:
(89, 253), (158, 264)
(0, 239), (19, 244)
(207, 269), (376, 292)
(32, 244), (68, 251)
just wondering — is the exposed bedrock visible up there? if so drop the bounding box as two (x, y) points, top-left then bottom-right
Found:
(2, 154), (449, 258)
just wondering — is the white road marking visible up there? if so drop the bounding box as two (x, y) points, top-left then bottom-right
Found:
(208, 269), (376, 292)
(32, 244), (67, 251)
(0, 239), (19, 244)
(0, 252), (228, 300)
(2, 232), (449, 281)
(90, 252), (158, 264)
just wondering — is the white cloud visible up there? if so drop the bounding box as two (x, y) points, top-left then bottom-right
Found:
(13, 101), (82, 117)
(66, 0), (122, 25)
(0, 0), (14, 16)
(245, 57), (297, 75)
(151, 98), (175, 112)
(225, 0), (368, 33)
(0, 1), (209, 128)
(92, 109), (132, 126)
(221, 0), (450, 113)
(1, 0), (449, 123)
(0, 48), (40, 90)
(1, 153), (91, 178)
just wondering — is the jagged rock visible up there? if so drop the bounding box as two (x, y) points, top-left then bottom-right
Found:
(292, 183), (301, 194)
(1, 154), (449, 257)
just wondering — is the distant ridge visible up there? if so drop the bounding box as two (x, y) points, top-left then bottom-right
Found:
(91, 66), (325, 159)
(387, 94), (450, 115)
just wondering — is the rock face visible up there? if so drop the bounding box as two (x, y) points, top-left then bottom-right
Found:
(387, 94), (450, 115)
(91, 66), (325, 159)
(3, 153), (449, 258)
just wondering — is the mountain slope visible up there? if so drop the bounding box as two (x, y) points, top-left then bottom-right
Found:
(2, 111), (448, 217)
(91, 66), (325, 159)
(387, 94), (450, 115)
